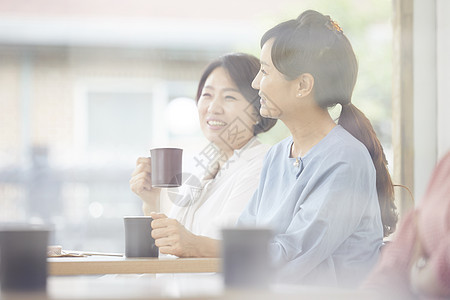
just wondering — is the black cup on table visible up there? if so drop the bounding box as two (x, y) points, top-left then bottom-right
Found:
(221, 228), (273, 289)
(0, 224), (50, 293)
(123, 216), (158, 258)
(150, 148), (183, 188)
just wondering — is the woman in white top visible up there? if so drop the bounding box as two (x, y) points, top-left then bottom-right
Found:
(129, 53), (277, 257)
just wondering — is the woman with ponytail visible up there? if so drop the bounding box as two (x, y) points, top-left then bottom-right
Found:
(236, 10), (397, 287)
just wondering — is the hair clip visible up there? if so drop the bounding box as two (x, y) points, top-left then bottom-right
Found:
(326, 16), (343, 34)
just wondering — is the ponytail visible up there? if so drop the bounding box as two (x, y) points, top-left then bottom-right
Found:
(261, 10), (398, 237)
(339, 103), (398, 237)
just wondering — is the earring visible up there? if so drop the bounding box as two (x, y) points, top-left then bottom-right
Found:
(297, 93), (302, 97)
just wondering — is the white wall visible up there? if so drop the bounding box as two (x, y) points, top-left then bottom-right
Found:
(413, 0), (450, 202)
(437, 0), (450, 159)
(413, 0), (437, 201)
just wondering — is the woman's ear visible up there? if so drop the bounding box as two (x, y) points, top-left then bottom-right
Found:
(295, 73), (314, 98)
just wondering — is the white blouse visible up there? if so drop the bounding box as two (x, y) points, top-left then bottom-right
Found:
(164, 138), (270, 239)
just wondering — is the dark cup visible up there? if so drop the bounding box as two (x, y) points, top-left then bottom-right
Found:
(124, 216), (158, 258)
(221, 228), (273, 289)
(0, 224), (50, 292)
(150, 148), (183, 188)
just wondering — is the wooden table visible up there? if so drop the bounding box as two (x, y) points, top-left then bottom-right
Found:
(48, 256), (221, 276)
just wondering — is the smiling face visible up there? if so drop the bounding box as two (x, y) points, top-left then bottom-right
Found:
(197, 67), (257, 153)
(252, 39), (297, 120)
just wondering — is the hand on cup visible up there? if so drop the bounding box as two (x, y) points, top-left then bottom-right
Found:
(149, 212), (198, 258)
(129, 157), (162, 206)
(130, 148), (182, 213)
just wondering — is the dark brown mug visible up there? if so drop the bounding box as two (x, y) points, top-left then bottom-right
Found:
(150, 148), (183, 188)
(123, 216), (158, 258)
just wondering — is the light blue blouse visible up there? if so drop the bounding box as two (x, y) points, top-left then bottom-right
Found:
(237, 125), (383, 287)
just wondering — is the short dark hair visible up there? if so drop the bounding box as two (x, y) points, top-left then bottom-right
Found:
(196, 53), (277, 135)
